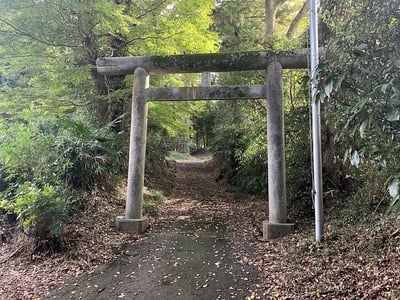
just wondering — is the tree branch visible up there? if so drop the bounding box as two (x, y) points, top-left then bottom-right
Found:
(286, 0), (309, 38)
(0, 16), (81, 48)
(136, 0), (168, 20)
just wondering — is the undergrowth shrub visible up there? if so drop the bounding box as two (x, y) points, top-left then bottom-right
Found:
(234, 137), (267, 196)
(55, 117), (128, 191)
(13, 183), (70, 241)
(146, 128), (170, 174)
(0, 115), (127, 246)
(320, 0), (400, 214)
(285, 105), (313, 218)
(143, 188), (165, 216)
(332, 162), (393, 226)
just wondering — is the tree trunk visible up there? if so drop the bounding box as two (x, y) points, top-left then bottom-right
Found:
(265, 0), (275, 48)
(265, 0), (289, 48)
(90, 67), (112, 126)
(286, 1), (309, 38)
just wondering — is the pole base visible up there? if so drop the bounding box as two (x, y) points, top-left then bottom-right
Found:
(116, 216), (149, 234)
(262, 221), (295, 240)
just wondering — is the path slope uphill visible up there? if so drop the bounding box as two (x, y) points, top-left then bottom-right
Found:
(46, 155), (261, 299)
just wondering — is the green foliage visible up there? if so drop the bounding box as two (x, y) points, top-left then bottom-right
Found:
(143, 188), (165, 216)
(13, 183), (69, 240)
(285, 105), (313, 217)
(331, 161), (391, 226)
(145, 128), (170, 174)
(213, 0), (308, 51)
(148, 101), (192, 138)
(191, 102), (216, 150)
(0, 0), (219, 127)
(194, 1), (312, 206)
(232, 103), (268, 195)
(320, 0), (400, 213)
(55, 117), (128, 190)
(210, 100), (245, 180)
(0, 115), (126, 190)
(0, 0), (220, 248)
(0, 118), (62, 187)
(0, 114), (127, 242)
(212, 0), (265, 51)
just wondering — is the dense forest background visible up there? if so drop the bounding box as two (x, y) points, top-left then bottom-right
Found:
(0, 0), (399, 252)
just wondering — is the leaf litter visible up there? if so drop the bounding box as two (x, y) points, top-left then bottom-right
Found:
(0, 154), (399, 299)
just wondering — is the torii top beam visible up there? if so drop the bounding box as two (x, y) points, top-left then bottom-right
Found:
(96, 48), (313, 75)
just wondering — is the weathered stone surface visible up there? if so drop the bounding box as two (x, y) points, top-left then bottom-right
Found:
(116, 216), (149, 234)
(96, 48), (314, 75)
(267, 62), (287, 224)
(145, 85), (266, 101)
(262, 221), (295, 240)
(125, 67), (148, 220)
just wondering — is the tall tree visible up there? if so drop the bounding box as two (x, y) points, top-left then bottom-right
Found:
(214, 0), (308, 50)
(0, 0), (218, 124)
(286, 0), (309, 39)
(200, 0), (311, 202)
(0, 0), (219, 244)
(265, 0), (287, 47)
(265, 0), (309, 48)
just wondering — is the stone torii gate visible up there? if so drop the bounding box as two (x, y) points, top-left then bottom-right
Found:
(96, 49), (310, 240)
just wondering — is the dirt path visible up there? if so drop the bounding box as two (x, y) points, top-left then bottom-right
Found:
(45, 156), (260, 300)
(4, 155), (400, 299)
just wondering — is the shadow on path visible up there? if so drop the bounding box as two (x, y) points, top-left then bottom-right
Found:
(46, 155), (259, 300)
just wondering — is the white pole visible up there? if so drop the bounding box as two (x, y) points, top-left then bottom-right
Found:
(309, 0), (324, 241)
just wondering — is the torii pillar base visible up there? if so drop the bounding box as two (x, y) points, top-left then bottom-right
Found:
(116, 216), (149, 234)
(263, 221), (295, 240)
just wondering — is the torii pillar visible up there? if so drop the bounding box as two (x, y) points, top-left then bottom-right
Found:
(263, 62), (295, 240)
(116, 67), (150, 233)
